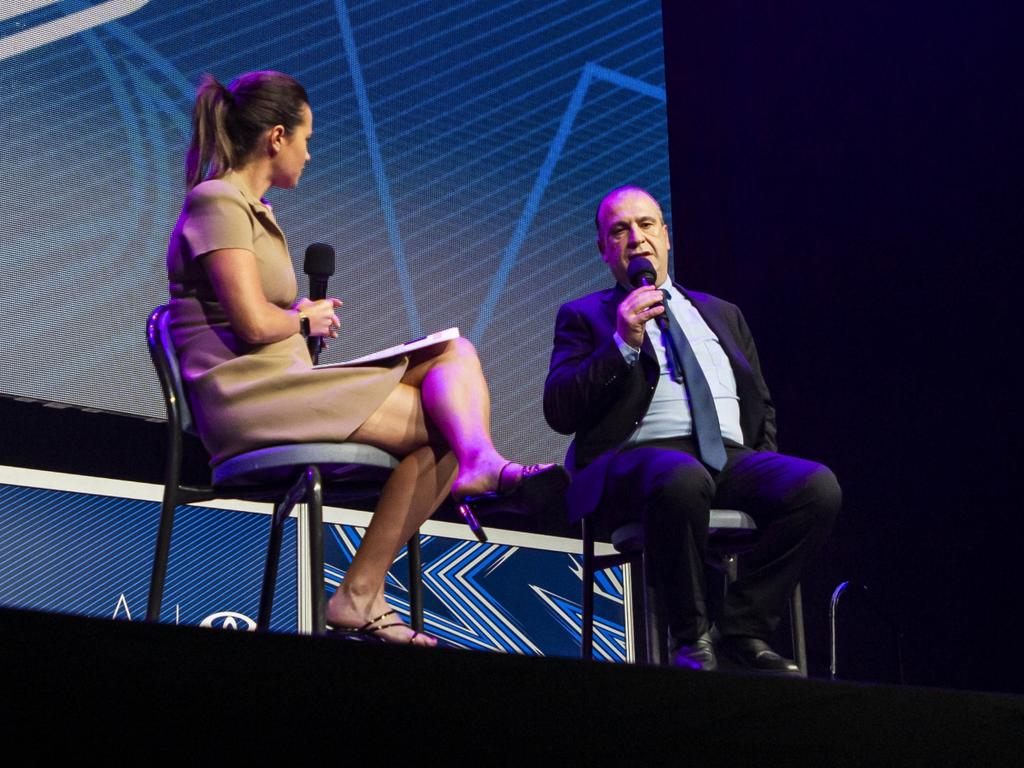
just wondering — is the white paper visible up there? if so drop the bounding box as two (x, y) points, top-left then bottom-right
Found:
(314, 327), (460, 368)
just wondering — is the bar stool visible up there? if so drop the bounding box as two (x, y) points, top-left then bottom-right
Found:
(146, 305), (423, 635)
(581, 511), (806, 672)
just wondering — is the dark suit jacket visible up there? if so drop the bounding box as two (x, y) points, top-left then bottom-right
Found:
(543, 282), (777, 522)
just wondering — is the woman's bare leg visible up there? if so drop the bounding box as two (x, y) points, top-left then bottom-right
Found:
(401, 338), (520, 498)
(325, 382), (453, 643)
(325, 441), (456, 645)
(325, 340), (524, 642)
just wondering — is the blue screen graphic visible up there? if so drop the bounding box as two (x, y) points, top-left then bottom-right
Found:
(0, 0), (671, 464)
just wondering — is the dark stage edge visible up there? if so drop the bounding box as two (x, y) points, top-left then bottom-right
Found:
(3, 608), (1021, 762)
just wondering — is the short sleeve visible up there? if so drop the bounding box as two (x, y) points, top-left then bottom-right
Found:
(180, 180), (255, 261)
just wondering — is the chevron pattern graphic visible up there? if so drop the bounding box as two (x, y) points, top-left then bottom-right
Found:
(324, 523), (625, 659)
(0, 478), (626, 659)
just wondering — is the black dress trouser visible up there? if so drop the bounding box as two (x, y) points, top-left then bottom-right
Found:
(600, 437), (841, 646)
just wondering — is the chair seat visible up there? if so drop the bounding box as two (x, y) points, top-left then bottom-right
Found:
(708, 509), (757, 533)
(212, 442), (400, 508)
(610, 509), (759, 554)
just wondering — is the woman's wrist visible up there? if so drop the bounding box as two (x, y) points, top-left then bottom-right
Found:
(296, 309), (310, 338)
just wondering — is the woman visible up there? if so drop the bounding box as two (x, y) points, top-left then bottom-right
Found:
(167, 71), (563, 645)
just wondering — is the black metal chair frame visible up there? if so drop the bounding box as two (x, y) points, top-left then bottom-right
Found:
(146, 305), (423, 635)
(581, 512), (807, 672)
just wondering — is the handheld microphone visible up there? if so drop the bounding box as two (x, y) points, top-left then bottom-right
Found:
(627, 257), (682, 383)
(304, 242), (335, 300)
(303, 242), (336, 362)
(626, 257), (669, 333)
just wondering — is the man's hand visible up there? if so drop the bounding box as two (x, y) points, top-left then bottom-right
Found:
(616, 285), (665, 348)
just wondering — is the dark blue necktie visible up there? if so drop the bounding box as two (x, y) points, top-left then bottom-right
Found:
(660, 296), (728, 471)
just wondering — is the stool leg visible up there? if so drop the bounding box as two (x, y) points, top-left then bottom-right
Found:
(306, 467), (325, 636)
(258, 492), (296, 632)
(258, 466), (319, 633)
(626, 558), (649, 664)
(724, 553), (738, 583)
(407, 533), (424, 634)
(790, 582), (807, 677)
(146, 491), (177, 623)
(639, 550), (662, 665)
(581, 517), (596, 659)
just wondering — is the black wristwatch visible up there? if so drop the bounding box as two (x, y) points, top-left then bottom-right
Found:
(298, 311), (310, 338)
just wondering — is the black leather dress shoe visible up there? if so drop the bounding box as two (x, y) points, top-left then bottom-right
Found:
(718, 636), (803, 677)
(671, 631), (717, 671)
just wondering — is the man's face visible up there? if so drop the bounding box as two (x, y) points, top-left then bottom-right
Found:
(597, 188), (671, 287)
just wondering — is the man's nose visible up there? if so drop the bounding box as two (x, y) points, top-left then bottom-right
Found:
(627, 224), (644, 244)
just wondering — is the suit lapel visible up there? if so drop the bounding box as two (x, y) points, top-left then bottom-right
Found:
(677, 282), (751, 375)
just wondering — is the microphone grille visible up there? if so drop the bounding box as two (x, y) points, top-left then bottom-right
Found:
(303, 242), (335, 277)
(627, 257), (657, 287)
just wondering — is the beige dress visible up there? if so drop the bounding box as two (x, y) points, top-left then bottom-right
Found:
(166, 176), (406, 464)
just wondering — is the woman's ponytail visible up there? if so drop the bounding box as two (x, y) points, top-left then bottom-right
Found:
(185, 74), (235, 190)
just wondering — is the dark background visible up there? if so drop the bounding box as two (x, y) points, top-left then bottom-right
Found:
(662, 2), (1024, 692)
(4, 1), (1023, 693)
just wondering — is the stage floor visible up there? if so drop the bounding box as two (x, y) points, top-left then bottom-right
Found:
(3, 606), (1022, 762)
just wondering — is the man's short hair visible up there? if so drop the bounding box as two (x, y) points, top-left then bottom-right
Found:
(594, 185), (664, 232)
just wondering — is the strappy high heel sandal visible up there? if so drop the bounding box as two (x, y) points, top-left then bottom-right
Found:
(455, 462), (569, 543)
(326, 609), (434, 645)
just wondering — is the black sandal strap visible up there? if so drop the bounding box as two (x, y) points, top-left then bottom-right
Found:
(356, 609), (398, 632)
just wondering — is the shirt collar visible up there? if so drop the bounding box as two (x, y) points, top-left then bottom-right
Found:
(221, 172), (273, 213)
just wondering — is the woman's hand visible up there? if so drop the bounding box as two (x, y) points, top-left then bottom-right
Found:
(294, 297), (342, 338)
(204, 248), (344, 345)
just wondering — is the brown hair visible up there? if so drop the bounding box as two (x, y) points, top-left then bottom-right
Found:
(185, 70), (309, 190)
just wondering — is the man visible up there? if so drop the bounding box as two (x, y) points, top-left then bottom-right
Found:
(544, 186), (840, 674)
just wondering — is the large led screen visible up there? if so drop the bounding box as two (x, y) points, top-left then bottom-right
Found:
(1, 0), (671, 464)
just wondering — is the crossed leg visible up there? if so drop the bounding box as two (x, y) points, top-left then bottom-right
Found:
(324, 338), (521, 644)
